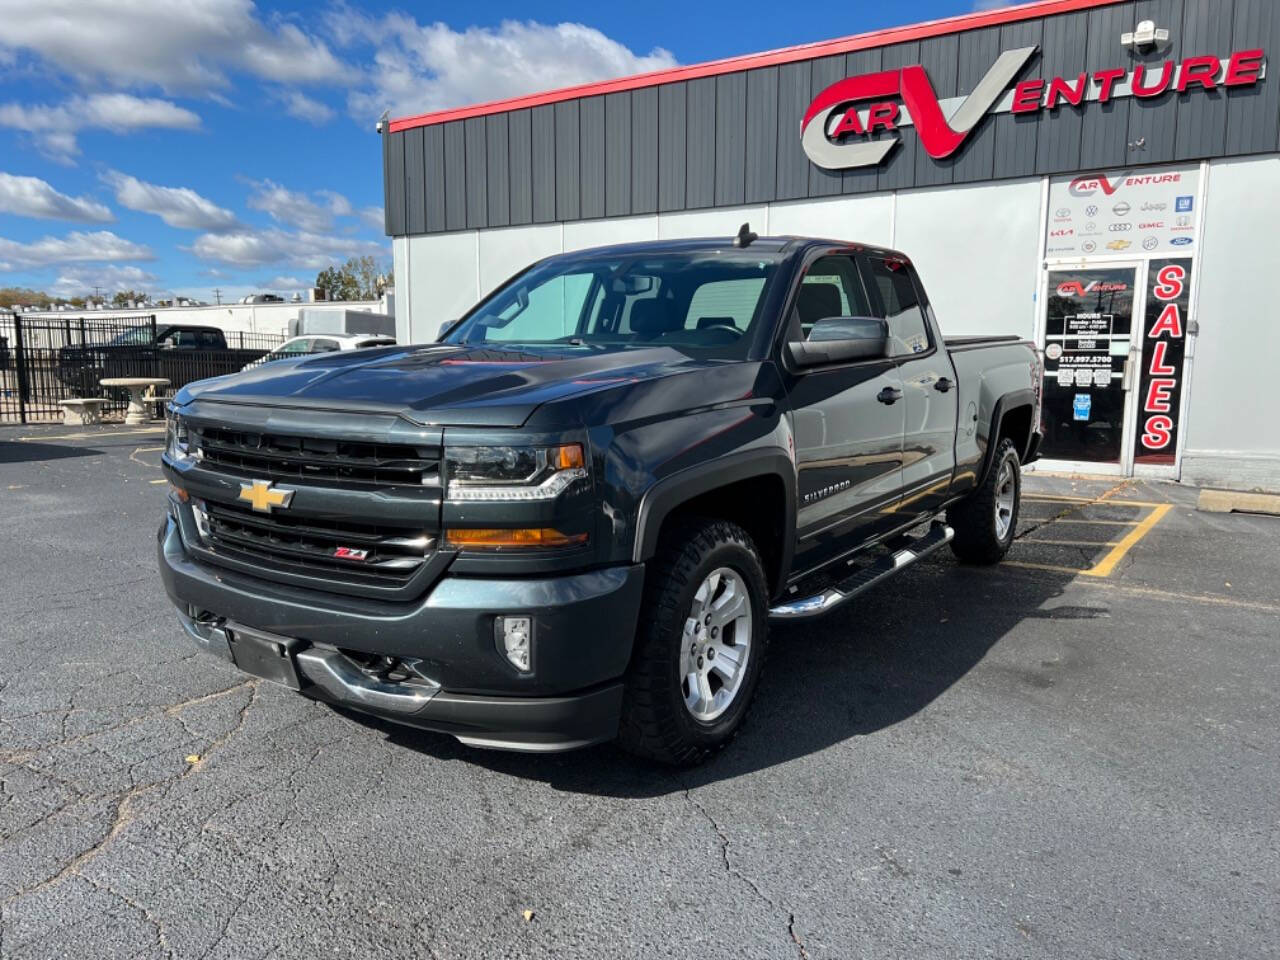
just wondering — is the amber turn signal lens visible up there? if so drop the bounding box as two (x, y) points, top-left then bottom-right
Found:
(554, 443), (585, 471)
(446, 527), (588, 549)
(169, 483), (189, 503)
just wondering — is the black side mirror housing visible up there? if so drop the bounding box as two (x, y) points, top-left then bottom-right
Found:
(787, 316), (889, 367)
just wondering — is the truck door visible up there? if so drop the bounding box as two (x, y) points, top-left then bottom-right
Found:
(786, 254), (906, 576)
(861, 254), (959, 518)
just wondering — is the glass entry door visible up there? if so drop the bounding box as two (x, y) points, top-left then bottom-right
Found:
(1038, 266), (1142, 467)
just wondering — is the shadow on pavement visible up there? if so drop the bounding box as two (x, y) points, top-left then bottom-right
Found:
(335, 558), (1082, 797)
(0, 439), (105, 463)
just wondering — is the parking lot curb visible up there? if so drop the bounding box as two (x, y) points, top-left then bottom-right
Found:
(1197, 488), (1280, 517)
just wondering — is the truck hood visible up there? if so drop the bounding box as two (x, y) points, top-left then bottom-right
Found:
(175, 343), (744, 428)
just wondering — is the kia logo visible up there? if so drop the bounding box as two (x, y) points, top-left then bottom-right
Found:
(800, 46), (1038, 170)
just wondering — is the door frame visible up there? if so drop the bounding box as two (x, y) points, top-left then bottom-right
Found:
(1030, 259), (1149, 477)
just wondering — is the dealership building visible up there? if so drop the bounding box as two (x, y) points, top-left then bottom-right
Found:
(380, 0), (1278, 490)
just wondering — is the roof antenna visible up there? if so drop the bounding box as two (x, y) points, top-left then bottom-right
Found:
(733, 222), (758, 248)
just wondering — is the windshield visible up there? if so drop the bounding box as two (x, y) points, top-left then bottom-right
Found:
(443, 250), (784, 359)
(109, 326), (158, 346)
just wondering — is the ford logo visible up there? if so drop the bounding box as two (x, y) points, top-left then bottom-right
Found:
(1170, 237), (1194, 246)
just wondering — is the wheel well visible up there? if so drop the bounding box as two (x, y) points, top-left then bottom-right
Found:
(657, 474), (788, 596)
(997, 404), (1034, 462)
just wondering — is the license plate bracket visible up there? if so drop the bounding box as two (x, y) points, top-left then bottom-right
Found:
(227, 624), (302, 689)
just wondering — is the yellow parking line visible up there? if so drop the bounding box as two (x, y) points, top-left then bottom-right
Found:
(1082, 504), (1173, 578)
(1037, 518), (1139, 526)
(1005, 560), (1086, 574)
(1020, 538), (1121, 547)
(149, 478), (168, 485)
(1024, 495), (1095, 504)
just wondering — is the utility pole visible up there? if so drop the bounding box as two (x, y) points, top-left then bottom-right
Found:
(213, 287), (222, 305)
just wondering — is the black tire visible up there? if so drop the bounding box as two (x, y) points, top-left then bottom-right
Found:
(947, 437), (1021, 565)
(618, 518), (770, 766)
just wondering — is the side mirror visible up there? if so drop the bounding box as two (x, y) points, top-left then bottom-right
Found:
(787, 316), (888, 368)
(437, 320), (455, 341)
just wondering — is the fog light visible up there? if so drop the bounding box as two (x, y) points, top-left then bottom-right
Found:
(496, 616), (533, 672)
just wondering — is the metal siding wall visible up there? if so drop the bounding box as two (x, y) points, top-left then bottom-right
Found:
(580, 96), (606, 219)
(404, 127), (426, 235)
(1034, 12), (1089, 175)
(632, 88), (659, 214)
(508, 110), (533, 225)
(464, 116), (488, 229)
(807, 56), (846, 198)
(950, 28), (1001, 184)
(658, 84), (686, 212)
(1078, 3), (1135, 169)
(605, 92), (632, 217)
(531, 105), (556, 223)
(485, 114), (510, 228)
(686, 77), (716, 209)
(443, 122), (466, 231)
(384, 131), (406, 236)
(914, 34), (960, 188)
(715, 73), (747, 207)
(1227, 0), (1280, 154)
(775, 61), (811, 200)
(1173, 0), (1231, 161)
(1127, 0), (1185, 164)
(992, 19), (1043, 179)
(424, 125), (446, 232)
(841, 48), (883, 194)
(555, 101), (580, 221)
(877, 43), (920, 191)
(744, 68), (778, 204)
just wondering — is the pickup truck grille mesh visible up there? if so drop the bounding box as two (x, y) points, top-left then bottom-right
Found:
(191, 426), (439, 489)
(202, 500), (433, 588)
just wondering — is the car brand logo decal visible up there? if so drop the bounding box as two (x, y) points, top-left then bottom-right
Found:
(1112, 202), (1132, 217)
(237, 479), (295, 514)
(1081, 240), (1097, 253)
(1170, 236), (1194, 245)
(1106, 239), (1132, 251)
(1143, 237), (1160, 250)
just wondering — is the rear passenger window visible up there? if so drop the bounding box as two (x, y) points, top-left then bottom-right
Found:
(792, 256), (872, 340)
(865, 257), (931, 356)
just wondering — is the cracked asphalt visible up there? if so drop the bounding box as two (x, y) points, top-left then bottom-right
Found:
(2, 425), (1278, 959)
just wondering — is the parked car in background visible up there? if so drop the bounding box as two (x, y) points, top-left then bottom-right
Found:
(58, 324), (229, 392)
(242, 333), (397, 371)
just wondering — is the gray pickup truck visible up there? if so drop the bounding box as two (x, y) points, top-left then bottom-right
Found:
(159, 231), (1042, 764)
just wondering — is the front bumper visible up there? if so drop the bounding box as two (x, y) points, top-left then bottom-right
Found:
(158, 513), (644, 752)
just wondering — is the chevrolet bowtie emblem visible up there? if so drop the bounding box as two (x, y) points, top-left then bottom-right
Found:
(238, 479), (295, 513)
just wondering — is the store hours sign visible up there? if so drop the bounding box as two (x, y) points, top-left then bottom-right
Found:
(1047, 168), (1199, 258)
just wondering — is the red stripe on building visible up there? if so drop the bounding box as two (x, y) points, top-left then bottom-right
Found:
(388, 0), (1127, 132)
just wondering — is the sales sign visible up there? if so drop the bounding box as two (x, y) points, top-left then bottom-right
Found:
(1136, 258), (1192, 464)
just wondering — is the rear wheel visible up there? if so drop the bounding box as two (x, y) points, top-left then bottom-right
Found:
(619, 518), (769, 765)
(947, 437), (1021, 564)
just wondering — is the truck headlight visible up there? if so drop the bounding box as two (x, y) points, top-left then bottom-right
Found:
(445, 443), (587, 501)
(165, 411), (195, 465)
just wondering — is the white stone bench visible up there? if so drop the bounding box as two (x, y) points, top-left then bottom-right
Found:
(59, 398), (108, 426)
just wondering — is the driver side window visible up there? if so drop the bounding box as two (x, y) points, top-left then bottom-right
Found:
(791, 256), (872, 340)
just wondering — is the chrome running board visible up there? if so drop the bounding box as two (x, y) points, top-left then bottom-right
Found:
(769, 521), (954, 621)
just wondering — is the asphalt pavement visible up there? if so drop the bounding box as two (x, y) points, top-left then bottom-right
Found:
(1, 424), (1277, 959)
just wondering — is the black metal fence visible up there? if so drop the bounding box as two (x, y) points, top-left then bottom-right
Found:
(0, 312), (284, 424)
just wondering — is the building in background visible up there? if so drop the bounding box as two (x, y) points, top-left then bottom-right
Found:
(380, 0), (1278, 490)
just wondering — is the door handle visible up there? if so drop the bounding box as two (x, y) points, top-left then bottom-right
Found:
(877, 386), (903, 405)
(1122, 347), (1138, 391)
(934, 377), (953, 393)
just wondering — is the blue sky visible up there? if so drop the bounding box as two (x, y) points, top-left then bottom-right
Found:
(0, 0), (989, 302)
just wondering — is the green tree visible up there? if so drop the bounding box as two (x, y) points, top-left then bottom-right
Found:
(314, 256), (390, 301)
(111, 289), (145, 307)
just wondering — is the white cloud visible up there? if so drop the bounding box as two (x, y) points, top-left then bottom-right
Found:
(0, 230), (153, 269)
(0, 172), (113, 223)
(103, 171), (238, 231)
(190, 226), (383, 270)
(264, 275), (307, 289)
(317, 190), (353, 217)
(49, 264), (160, 297)
(0, 94), (201, 160)
(246, 179), (335, 232)
(327, 11), (677, 120)
(274, 89), (335, 125)
(0, 0), (345, 93)
(359, 206), (384, 231)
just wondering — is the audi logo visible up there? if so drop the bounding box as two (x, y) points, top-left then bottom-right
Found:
(1109, 223), (1133, 232)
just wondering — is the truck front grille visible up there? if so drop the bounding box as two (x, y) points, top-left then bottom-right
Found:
(192, 426), (439, 489)
(199, 500), (434, 589)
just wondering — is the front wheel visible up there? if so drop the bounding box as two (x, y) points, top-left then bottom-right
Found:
(947, 437), (1021, 564)
(618, 518), (769, 765)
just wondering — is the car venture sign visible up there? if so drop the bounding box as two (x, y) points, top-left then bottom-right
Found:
(801, 47), (1266, 170)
